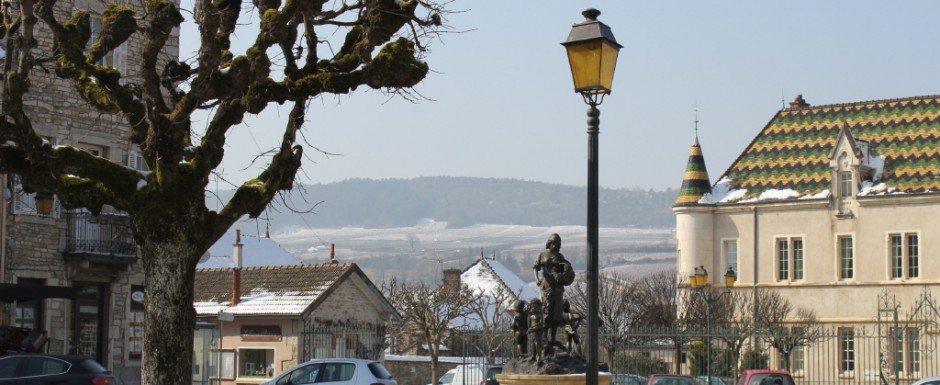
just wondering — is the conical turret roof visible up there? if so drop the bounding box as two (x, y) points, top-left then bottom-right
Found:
(675, 136), (711, 205)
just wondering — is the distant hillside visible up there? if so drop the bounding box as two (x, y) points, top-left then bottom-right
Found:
(212, 177), (678, 232)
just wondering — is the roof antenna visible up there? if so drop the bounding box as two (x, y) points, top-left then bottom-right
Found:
(781, 91), (786, 110)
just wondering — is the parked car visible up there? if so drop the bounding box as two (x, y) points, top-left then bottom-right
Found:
(613, 373), (646, 385)
(697, 376), (728, 385)
(912, 376), (940, 385)
(0, 354), (114, 385)
(735, 370), (795, 385)
(480, 365), (502, 385)
(446, 363), (491, 385)
(427, 368), (456, 385)
(263, 358), (397, 385)
(648, 374), (697, 385)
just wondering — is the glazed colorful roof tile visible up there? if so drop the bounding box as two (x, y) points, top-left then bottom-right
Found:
(717, 95), (940, 201)
(675, 137), (712, 205)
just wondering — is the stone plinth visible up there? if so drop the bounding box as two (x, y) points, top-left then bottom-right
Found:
(496, 373), (612, 385)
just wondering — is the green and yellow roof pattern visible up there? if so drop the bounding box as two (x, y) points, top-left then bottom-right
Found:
(676, 137), (712, 205)
(720, 95), (940, 200)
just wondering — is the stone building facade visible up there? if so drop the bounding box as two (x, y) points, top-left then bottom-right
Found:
(0, 0), (179, 384)
(674, 95), (940, 380)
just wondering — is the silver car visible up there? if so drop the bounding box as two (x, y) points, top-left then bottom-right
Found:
(263, 358), (397, 385)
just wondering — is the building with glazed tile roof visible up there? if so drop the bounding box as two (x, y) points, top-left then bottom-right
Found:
(674, 94), (940, 378)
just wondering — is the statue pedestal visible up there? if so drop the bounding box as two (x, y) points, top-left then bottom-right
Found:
(496, 373), (612, 385)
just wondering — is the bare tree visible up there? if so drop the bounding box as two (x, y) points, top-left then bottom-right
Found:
(714, 290), (756, 374)
(384, 278), (475, 385)
(756, 289), (825, 372)
(569, 270), (647, 370)
(0, 0), (450, 383)
(463, 283), (515, 364)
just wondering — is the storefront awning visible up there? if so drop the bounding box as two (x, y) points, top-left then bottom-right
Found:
(0, 283), (77, 302)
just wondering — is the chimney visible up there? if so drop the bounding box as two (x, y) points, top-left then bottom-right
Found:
(442, 268), (461, 291)
(329, 243), (338, 264)
(789, 94), (809, 109)
(233, 229), (243, 268)
(231, 229), (243, 306)
(231, 267), (241, 306)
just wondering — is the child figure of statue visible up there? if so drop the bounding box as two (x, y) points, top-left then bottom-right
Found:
(511, 300), (529, 357)
(563, 300), (584, 356)
(527, 299), (546, 362)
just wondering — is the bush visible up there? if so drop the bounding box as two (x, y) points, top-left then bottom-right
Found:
(740, 348), (768, 370)
(614, 352), (669, 376)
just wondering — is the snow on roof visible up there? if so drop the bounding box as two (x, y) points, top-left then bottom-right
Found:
(461, 258), (538, 301)
(703, 147), (901, 204)
(198, 232), (302, 269)
(193, 289), (323, 316)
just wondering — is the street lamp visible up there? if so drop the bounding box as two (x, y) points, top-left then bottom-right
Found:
(563, 8), (621, 385)
(689, 266), (736, 383)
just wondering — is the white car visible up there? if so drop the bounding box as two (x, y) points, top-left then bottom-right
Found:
(263, 358), (397, 385)
(912, 376), (940, 385)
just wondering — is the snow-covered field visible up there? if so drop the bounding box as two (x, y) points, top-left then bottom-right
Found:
(274, 222), (675, 284)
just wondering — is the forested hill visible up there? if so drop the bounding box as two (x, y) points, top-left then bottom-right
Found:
(218, 177), (678, 231)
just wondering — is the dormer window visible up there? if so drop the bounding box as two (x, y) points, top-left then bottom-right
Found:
(840, 171), (853, 198)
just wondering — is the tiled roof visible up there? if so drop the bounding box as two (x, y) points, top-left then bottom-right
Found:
(193, 263), (353, 316)
(718, 95), (940, 200)
(675, 137), (712, 205)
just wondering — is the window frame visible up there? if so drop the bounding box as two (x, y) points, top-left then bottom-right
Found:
(722, 239), (738, 276)
(840, 171), (853, 198)
(839, 327), (855, 374)
(775, 236), (804, 282)
(892, 327), (921, 378)
(888, 232), (919, 280)
(838, 236), (854, 280)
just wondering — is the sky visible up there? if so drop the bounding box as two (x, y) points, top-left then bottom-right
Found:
(180, 1), (940, 191)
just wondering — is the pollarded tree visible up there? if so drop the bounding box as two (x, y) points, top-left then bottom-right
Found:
(756, 289), (826, 372)
(384, 278), (475, 385)
(0, 0), (448, 384)
(569, 270), (647, 370)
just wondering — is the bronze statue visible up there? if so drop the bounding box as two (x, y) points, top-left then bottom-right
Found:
(511, 300), (529, 357)
(526, 299), (546, 362)
(532, 233), (574, 345)
(563, 300), (584, 356)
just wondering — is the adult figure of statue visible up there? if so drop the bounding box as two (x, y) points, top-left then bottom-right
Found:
(532, 233), (574, 346)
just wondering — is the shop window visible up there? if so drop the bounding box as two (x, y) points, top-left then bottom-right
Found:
(238, 348), (274, 379)
(128, 285), (145, 360)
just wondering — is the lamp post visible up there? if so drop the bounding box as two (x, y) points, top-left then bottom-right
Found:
(562, 9), (621, 385)
(689, 266), (736, 383)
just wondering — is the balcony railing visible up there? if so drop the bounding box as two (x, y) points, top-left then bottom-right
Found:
(64, 211), (137, 263)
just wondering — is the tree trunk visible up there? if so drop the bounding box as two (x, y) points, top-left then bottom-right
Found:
(139, 234), (202, 385)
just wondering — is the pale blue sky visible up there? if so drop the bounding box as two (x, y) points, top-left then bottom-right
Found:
(181, 1), (940, 191)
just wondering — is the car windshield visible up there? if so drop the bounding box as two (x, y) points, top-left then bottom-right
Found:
(485, 367), (502, 379)
(750, 374), (794, 385)
(653, 376), (696, 385)
(439, 372), (455, 384)
(81, 358), (110, 374)
(614, 374), (644, 385)
(368, 362), (393, 380)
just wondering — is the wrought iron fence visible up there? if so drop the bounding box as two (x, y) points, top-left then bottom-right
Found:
(299, 318), (387, 362)
(64, 211), (136, 256)
(445, 324), (940, 385)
